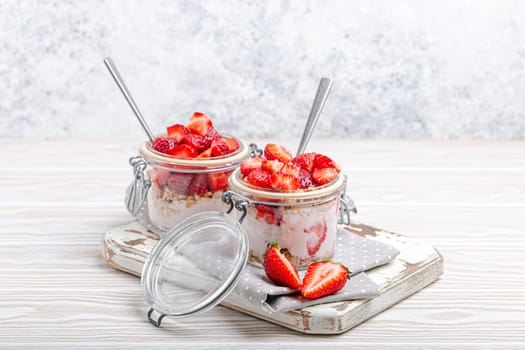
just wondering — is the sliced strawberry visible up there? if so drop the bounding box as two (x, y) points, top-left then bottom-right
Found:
(313, 154), (341, 172)
(207, 171), (230, 191)
(280, 161), (301, 178)
(187, 174), (209, 196)
(166, 173), (194, 195)
(312, 167), (338, 185)
(270, 172), (299, 191)
(240, 156), (264, 177)
(256, 204), (282, 226)
(304, 220), (327, 256)
(196, 148), (213, 159)
(183, 133), (208, 152)
(149, 168), (170, 187)
(262, 159), (284, 174)
(264, 144), (292, 163)
(298, 168), (314, 189)
(151, 137), (174, 154)
(224, 137), (239, 154)
(247, 168), (272, 189)
(187, 112), (213, 136)
(301, 261), (350, 299)
(166, 124), (188, 144)
(204, 127), (219, 143)
(292, 152), (317, 172)
(166, 144), (198, 158)
(210, 138), (230, 157)
(263, 242), (302, 289)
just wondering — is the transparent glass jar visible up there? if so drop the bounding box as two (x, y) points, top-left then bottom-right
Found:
(224, 168), (352, 269)
(127, 135), (251, 233)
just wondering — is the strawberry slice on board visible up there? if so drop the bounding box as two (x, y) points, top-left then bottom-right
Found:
(264, 144), (292, 163)
(301, 261), (351, 299)
(187, 112), (213, 136)
(240, 156), (264, 177)
(304, 220), (327, 256)
(312, 167), (339, 185)
(187, 174), (209, 196)
(166, 173), (194, 195)
(263, 242), (302, 289)
(270, 172), (299, 191)
(166, 124), (189, 144)
(247, 168), (272, 189)
(292, 152), (317, 172)
(166, 144), (198, 159)
(261, 159), (284, 174)
(207, 171), (230, 191)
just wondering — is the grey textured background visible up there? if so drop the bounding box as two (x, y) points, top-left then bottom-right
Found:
(1, 0), (525, 140)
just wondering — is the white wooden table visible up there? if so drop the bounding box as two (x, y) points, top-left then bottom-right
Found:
(2, 140), (524, 349)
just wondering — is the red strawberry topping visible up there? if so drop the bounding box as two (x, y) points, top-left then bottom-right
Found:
(166, 144), (198, 158)
(312, 167), (338, 185)
(270, 172), (299, 191)
(183, 133), (208, 152)
(166, 173), (194, 195)
(280, 161), (301, 178)
(301, 261), (350, 299)
(264, 144), (292, 163)
(240, 156), (264, 177)
(298, 168), (314, 189)
(187, 174), (209, 196)
(247, 168), (272, 189)
(313, 154), (341, 172)
(187, 112), (213, 136)
(210, 138), (230, 157)
(263, 242), (302, 289)
(224, 137), (239, 153)
(292, 152), (316, 172)
(262, 159), (284, 174)
(304, 220), (327, 256)
(207, 171), (230, 191)
(152, 137), (174, 153)
(166, 124), (188, 144)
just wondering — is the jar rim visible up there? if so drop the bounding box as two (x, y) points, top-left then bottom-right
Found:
(139, 134), (250, 167)
(228, 168), (346, 200)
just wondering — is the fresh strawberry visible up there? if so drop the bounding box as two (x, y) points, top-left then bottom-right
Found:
(240, 156), (264, 177)
(187, 174), (209, 196)
(301, 261), (350, 299)
(223, 137), (239, 153)
(196, 148), (213, 159)
(149, 168), (170, 187)
(183, 133), (208, 152)
(304, 220), (327, 256)
(312, 167), (338, 185)
(187, 112), (213, 136)
(263, 242), (302, 289)
(292, 153), (317, 172)
(298, 168), (314, 189)
(210, 138), (230, 157)
(262, 159), (284, 174)
(280, 161), (301, 178)
(313, 154), (341, 172)
(166, 124), (189, 144)
(152, 137), (174, 154)
(247, 168), (272, 189)
(207, 171), (230, 191)
(264, 144), (292, 163)
(256, 204), (282, 225)
(166, 144), (198, 158)
(204, 127), (219, 144)
(270, 172), (299, 191)
(166, 173), (194, 195)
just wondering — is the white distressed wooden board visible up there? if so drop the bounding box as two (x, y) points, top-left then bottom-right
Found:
(103, 220), (443, 334)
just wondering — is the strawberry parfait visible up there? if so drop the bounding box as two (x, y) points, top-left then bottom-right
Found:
(139, 112), (250, 232)
(227, 143), (346, 268)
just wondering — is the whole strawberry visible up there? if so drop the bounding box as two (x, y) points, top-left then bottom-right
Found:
(263, 242), (302, 290)
(301, 261), (350, 299)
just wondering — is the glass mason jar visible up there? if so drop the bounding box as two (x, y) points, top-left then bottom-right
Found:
(224, 168), (352, 269)
(127, 135), (251, 233)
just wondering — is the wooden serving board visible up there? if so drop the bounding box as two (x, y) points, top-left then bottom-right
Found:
(103, 221), (443, 334)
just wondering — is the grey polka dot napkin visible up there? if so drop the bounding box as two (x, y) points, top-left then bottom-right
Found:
(129, 192), (400, 313)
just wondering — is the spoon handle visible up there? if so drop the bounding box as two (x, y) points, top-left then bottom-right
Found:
(103, 57), (155, 142)
(296, 77), (333, 156)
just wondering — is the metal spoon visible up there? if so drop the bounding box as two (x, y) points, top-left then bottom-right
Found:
(296, 77), (333, 156)
(103, 57), (155, 142)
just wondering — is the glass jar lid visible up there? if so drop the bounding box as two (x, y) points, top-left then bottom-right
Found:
(141, 211), (248, 326)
